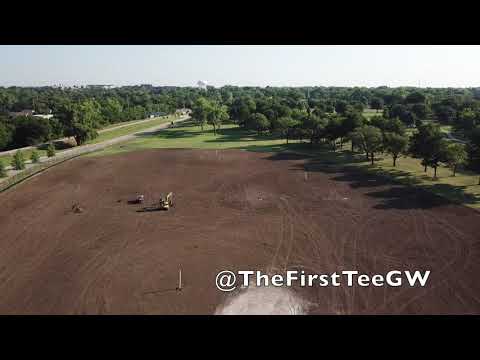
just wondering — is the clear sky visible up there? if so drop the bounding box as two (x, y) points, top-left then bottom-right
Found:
(1, 45), (479, 88)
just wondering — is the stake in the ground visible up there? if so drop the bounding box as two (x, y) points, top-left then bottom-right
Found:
(176, 268), (182, 291)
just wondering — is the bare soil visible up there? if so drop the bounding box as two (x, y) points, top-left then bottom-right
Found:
(0, 149), (479, 314)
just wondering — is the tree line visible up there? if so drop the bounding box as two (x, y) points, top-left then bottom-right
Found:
(0, 85), (191, 150)
(191, 90), (479, 180)
(1, 85), (480, 179)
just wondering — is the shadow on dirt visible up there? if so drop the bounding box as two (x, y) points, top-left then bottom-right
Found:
(366, 186), (452, 210)
(253, 145), (480, 211)
(136, 206), (168, 213)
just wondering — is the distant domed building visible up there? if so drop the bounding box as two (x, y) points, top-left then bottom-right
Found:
(197, 80), (208, 90)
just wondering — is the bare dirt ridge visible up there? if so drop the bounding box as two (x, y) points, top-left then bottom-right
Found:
(0, 148), (479, 314)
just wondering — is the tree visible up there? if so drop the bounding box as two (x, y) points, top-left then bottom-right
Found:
(207, 103), (229, 135)
(434, 105), (456, 124)
(370, 98), (384, 112)
(389, 104), (415, 126)
(410, 123), (445, 173)
(383, 132), (409, 167)
(410, 124), (449, 178)
(301, 115), (327, 145)
(30, 150), (40, 163)
(351, 101), (365, 113)
(350, 126), (383, 164)
(46, 143), (56, 157)
(0, 121), (12, 150)
(384, 118), (406, 136)
(426, 139), (448, 179)
(0, 161), (6, 178)
(369, 115), (387, 131)
(342, 111), (365, 150)
(12, 116), (52, 147)
(325, 116), (344, 151)
(455, 108), (478, 133)
(274, 116), (298, 144)
(192, 97), (211, 131)
(444, 143), (467, 176)
(11, 150), (26, 170)
(101, 97), (123, 124)
(466, 126), (480, 179)
(248, 113), (270, 135)
(409, 124), (443, 172)
(411, 103), (428, 120)
(406, 91), (426, 104)
(58, 100), (101, 145)
(334, 100), (349, 114)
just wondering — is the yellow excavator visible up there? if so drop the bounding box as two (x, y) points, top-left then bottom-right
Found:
(158, 192), (174, 210)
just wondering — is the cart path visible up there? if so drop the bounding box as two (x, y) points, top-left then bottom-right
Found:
(0, 116), (189, 182)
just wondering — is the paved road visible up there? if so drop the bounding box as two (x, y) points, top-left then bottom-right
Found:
(0, 116), (174, 157)
(1, 116), (189, 182)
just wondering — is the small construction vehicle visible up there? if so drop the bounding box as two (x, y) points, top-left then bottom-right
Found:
(137, 192), (174, 212)
(159, 192), (174, 210)
(72, 203), (84, 214)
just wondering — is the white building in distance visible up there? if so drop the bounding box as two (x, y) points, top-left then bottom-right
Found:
(197, 80), (208, 90)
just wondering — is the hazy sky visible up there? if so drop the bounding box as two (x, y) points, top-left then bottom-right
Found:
(1, 45), (479, 88)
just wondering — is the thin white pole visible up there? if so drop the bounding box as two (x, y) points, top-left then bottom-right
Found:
(178, 268), (182, 291)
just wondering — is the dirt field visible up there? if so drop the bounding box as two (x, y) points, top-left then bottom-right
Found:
(0, 149), (479, 314)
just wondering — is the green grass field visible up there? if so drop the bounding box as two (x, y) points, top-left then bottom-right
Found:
(92, 121), (292, 157)
(92, 120), (480, 209)
(362, 108), (382, 120)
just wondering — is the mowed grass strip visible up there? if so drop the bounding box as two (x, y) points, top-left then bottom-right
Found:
(92, 121), (290, 156)
(92, 120), (480, 209)
(86, 116), (174, 144)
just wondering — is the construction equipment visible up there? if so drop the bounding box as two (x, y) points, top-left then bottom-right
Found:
(159, 192), (174, 210)
(72, 203), (84, 214)
(128, 194), (144, 205)
(137, 192), (174, 212)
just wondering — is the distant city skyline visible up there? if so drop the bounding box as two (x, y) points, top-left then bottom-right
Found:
(1, 45), (479, 88)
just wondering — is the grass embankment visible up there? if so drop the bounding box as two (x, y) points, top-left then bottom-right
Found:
(93, 120), (480, 209)
(0, 116), (174, 166)
(86, 116), (174, 144)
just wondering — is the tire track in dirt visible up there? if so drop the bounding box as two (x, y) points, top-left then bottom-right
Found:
(1, 149), (479, 314)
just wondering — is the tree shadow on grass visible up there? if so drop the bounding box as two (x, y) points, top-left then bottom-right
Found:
(136, 128), (199, 139)
(204, 127), (280, 143)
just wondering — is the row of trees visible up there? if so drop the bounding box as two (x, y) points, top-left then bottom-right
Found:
(191, 93), (470, 178)
(351, 122), (467, 177)
(0, 85), (188, 151)
(0, 144), (56, 177)
(1, 85), (480, 180)
(3, 84), (480, 150)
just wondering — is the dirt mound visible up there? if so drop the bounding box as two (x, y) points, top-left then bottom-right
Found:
(0, 148), (479, 314)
